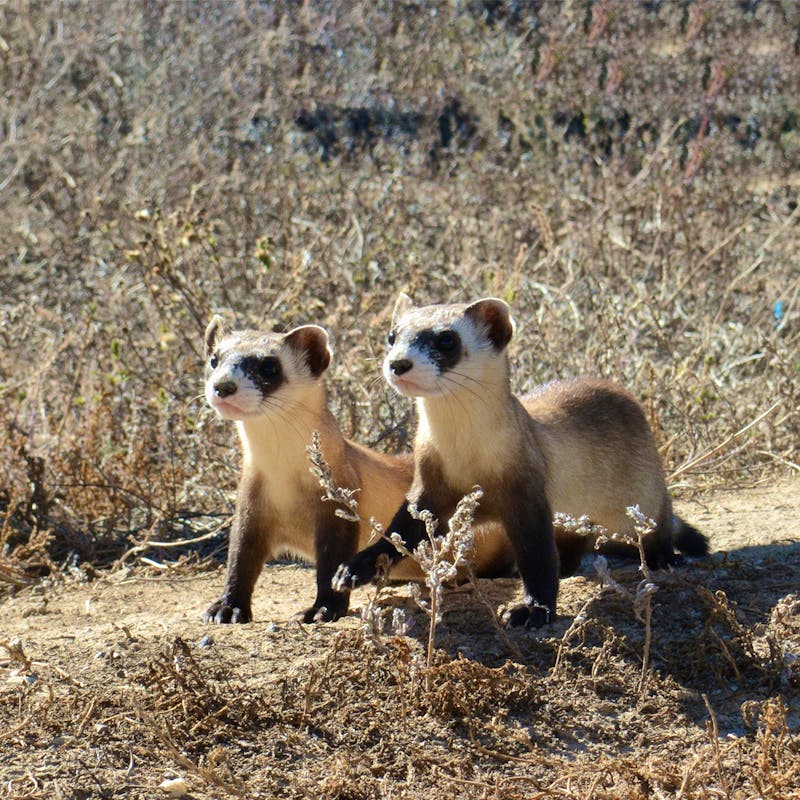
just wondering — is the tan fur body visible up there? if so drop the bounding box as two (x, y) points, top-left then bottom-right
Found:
(202, 317), (415, 623)
(522, 378), (673, 564)
(337, 295), (707, 627)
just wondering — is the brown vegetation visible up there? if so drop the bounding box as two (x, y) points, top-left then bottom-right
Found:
(1, 1), (798, 798)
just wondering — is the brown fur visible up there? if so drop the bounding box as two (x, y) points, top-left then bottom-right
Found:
(203, 318), (414, 623)
(337, 296), (707, 628)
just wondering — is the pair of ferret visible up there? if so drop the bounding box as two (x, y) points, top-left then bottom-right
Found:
(203, 294), (707, 628)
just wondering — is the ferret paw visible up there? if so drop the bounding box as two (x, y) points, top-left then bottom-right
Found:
(203, 598), (252, 624)
(332, 557), (374, 591)
(644, 549), (677, 571)
(503, 602), (552, 629)
(294, 602), (348, 624)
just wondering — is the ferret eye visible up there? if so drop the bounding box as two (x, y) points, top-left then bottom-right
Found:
(259, 358), (281, 380)
(387, 331), (396, 346)
(436, 330), (458, 351)
(209, 354), (218, 369)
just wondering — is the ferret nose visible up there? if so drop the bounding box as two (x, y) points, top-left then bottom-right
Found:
(214, 380), (238, 398)
(389, 358), (413, 376)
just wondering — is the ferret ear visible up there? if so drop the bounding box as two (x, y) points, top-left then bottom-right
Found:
(392, 292), (413, 327)
(205, 314), (231, 358)
(464, 298), (515, 350)
(284, 325), (332, 377)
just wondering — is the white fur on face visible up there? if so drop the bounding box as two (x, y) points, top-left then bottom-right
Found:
(383, 309), (497, 399)
(205, 363), (268, 420)
(205, 334), (316, 421)
(382, 341), (440, 397)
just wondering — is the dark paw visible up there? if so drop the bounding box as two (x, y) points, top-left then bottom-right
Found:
(294, 603), (347, 624)
(503, 602), (552, 629)
(294, 589), (349, 624)
(642, 532), (678, 571)
(203, 598), (252, 624)
(332, 553), (379, 591)
(644, 549), (677, 571)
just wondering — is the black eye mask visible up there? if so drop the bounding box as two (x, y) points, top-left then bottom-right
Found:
(239, 355), (284, 395)
(409, 329), (463, 373)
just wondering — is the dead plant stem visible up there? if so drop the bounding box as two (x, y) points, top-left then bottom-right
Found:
(668, 399), (783, 482)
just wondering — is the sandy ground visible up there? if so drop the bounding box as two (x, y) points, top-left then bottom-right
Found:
(1, 478), (798, 799)
(5, 479), (795, 646)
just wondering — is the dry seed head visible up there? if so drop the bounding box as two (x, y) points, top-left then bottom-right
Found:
(391, 607), (414, 636)
(554, 511), (608, 540)
(626, 504), (657, 536)
(306, 430), (360, 522)
(360, 598), (383, 639)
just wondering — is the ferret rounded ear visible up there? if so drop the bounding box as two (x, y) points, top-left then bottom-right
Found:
(392, 292), (413, 327)
(284, 325), (332, 377)
(464, 298), (515, 350)
(205, 314), (231, 358)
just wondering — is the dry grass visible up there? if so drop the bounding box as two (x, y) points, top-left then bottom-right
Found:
(1, 1), (799, 797)
(1, 1), (798, 574)
(1, 559), (799, 799)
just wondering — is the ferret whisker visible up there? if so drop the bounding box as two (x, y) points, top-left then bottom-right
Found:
(436, 378), (478, 427)
(259, 397), (311, 445)
(452, 371), (503, 389)
(439, 373), (492, 411)
(366, 374), (387, 392)
(279, 395), (325, 425)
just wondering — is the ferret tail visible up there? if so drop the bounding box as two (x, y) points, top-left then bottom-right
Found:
(674, 518), (709, 557)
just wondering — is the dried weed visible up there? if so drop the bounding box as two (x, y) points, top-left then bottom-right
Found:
(1, 2), (799, 798)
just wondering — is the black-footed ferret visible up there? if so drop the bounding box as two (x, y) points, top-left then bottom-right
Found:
(202, 315), (515, 624)
(335, 294), (707, 627)
(202, 315), (412, 623)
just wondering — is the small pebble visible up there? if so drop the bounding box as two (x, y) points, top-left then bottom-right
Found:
(159, 777), (188, 797)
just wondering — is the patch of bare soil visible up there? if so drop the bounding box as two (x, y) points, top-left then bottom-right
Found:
(2, 481), (799, 799)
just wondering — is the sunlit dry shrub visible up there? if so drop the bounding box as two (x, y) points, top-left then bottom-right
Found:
(0, 0), (797, 581)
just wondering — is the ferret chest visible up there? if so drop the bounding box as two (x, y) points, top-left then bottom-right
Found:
(422, 421), (517, 493)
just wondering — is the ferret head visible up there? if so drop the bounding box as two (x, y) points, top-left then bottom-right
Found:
(383, 293), (515, 398)
(204, 315), (331, 421)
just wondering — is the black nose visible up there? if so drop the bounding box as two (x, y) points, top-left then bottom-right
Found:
(389, 359), (413, 376)
(214, 380), (237, 398)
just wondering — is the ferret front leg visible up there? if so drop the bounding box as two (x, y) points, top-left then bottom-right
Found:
(204, 476), (271, 624)
(297, 514), (360, 623)
(499, 482), (559, 628)
(333, 496), (441, 590)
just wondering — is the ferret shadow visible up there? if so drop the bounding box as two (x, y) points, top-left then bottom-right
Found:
(573, 538), (800, 736)
(370, 575), (526, 665)
(372, 539), (800, 736)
